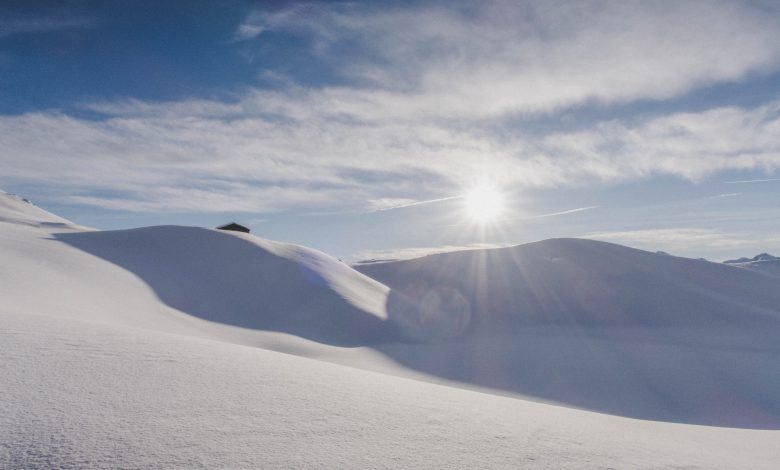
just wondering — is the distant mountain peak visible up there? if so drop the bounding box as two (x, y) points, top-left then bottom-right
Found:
(724, 253), (779, 264)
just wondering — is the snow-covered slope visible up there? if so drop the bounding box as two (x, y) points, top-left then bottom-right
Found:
(0, 197), (392, 347)
(356, 238), (780, 334)
(54, 226), (391, 346)
(356, 239), (780, 427)
(0, 190), (75, 227)
(2, 192), (780, 468)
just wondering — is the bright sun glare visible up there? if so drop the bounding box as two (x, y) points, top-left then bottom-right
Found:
(464, 183), (505, 224)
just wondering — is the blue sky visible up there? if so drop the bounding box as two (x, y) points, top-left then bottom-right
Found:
(2, 0), (780, 261)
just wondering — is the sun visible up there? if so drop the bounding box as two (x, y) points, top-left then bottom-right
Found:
(463, 183), (505, 224)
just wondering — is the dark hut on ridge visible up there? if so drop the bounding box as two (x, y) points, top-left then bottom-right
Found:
(216, 222), (250, 233)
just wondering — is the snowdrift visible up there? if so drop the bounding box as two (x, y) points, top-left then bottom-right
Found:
(55, 226), (391, 346)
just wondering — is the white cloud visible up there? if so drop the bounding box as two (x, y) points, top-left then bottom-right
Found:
(534, 100), (780, 182)
(3, 95), (780, 213)
(0, 106), (496, 212)
(3, 2), (780, 214)
(233, 23), (265, 41)
(240, 1), (780, 116)
(586, 228), (754, 250)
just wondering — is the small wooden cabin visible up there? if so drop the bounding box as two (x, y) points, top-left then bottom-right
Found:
(216, 222), (250, 233)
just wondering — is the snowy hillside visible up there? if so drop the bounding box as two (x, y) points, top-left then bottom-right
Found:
(356, 238), (780, 333)
(2, 191), (780, 468)
(356, 239), (780, 427)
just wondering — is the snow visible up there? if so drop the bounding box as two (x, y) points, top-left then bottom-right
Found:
(0, 190), (74, 227)
(4, 311), (780, 469)
(356, 238), (780, 331)
(2, 191), (780, 468)
(355, 241), (780, 428)
(54, 225), (391, 346)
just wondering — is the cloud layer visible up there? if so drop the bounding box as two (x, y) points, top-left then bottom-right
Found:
(4, 93), (780, 213)
(241, 1), (780, 116)
(2, 1), (780, 213)
(587, 228), (780, 252)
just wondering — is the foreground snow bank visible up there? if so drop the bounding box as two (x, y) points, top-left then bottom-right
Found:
(3, 310), (779, 470)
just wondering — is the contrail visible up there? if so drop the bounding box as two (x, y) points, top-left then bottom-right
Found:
(526, 205), (598, 219)
(368, 196), (460, 212)
(725, 177), (780, 184)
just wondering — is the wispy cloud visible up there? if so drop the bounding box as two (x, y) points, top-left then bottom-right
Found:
(352, 242), (509, 263)
(0, 107), (485, 213)
(586, 228), (754, 250)
(232, 22), (264, 42)
(0, 16), (95, 38)
(238, 1), (780, 116)
(534, 99), (780, 182)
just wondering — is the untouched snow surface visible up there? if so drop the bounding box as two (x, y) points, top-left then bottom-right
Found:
(2, 191), (780, 468)
(4, 311), (780, 469)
